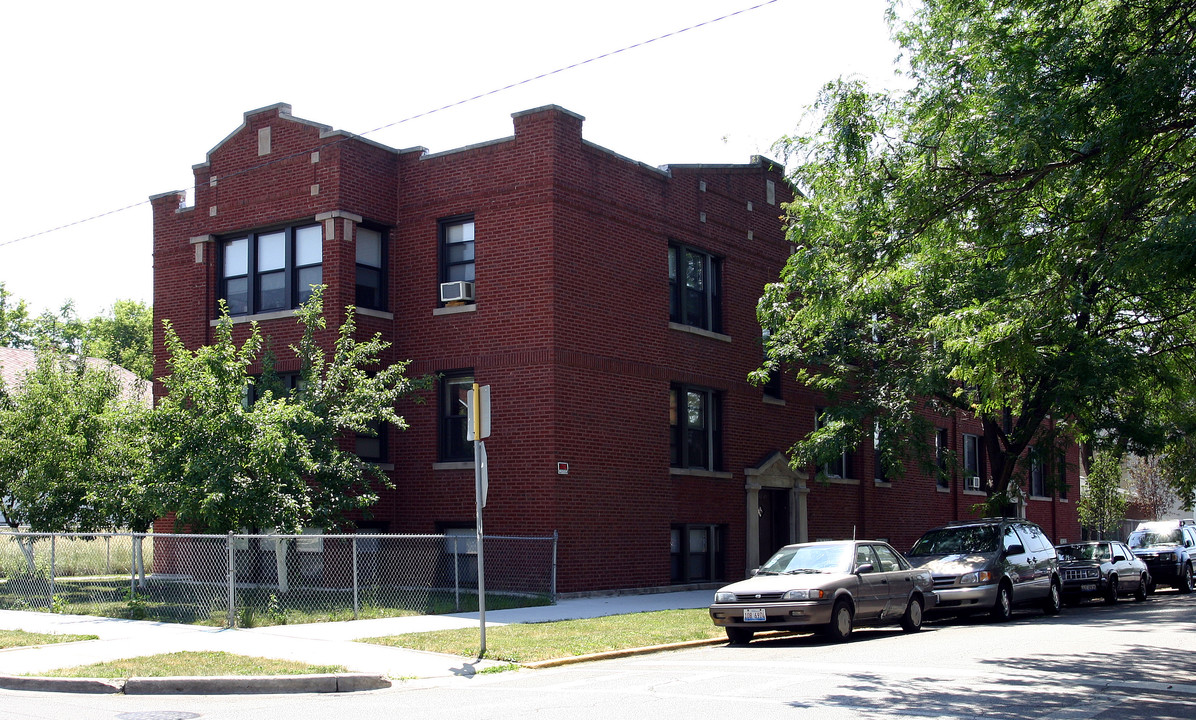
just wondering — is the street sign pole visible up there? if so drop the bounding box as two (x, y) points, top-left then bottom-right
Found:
(472, 382), (487, 657)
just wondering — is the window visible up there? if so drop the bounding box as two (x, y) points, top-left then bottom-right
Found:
(440, 216), (475, 293)
(815, 408), (853, 479)
(935, 428), (949, 488)
(873, 423), (888, 483)
(963, 433), (983, 488)
(356, 420), (387, 463)
(220, 224), (322, 316)
(761, 328), (782, 399)
(670, 524), (725, 583)
(668, 242), (721, 332)
(247, 372), (302, 405)
(355, 226), (386, 310)
(440, 372), (474, 462)
(1029, 447), (1046, 497)
(670, 384), (722, 471)
(872, 544), (903, 572)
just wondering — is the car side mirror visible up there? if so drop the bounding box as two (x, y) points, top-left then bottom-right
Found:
(750, 567), (760, 576)
(855, 562), (874, 575)
(1113, 555), (1126, 563)
(1004, 544), (1025, 556)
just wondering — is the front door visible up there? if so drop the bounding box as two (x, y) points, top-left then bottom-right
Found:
(758, 488), (790, 565)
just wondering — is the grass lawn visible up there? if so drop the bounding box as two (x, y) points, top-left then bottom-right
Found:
(361, 608), (726, 663)
(33, 651), (347, 678)
(0, 629), (97, 648)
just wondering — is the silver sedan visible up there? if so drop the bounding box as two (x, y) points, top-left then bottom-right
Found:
(709, 540), (937, 643)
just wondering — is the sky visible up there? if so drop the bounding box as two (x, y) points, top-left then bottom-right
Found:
(0, 0), (906, 318)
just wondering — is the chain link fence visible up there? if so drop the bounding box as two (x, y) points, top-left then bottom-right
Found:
(0, 531), (556, 627)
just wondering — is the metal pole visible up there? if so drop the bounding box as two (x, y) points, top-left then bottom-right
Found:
(227, 532), (235, 628)
(473, 382), (486, 657)
(352, 536), (360, 620)
(551, 530), (558, 602)
(106, 535), (111, 575)
(453, 535), (460, 611)
(49, 535), (56, 607)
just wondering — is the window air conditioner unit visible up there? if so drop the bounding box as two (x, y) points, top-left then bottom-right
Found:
(966, 476), (982, 491)
(439, 281), (474, 303)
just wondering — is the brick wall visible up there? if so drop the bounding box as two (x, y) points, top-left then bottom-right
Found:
(151, 103), (1081, 592)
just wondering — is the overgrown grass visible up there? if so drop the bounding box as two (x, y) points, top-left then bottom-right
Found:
(33, 651), (347, 678)
(362, 609), (725, 663)
(0, 629), (97, 648)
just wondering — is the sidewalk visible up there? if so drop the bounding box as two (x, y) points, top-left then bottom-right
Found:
(0, 589), (715, 693)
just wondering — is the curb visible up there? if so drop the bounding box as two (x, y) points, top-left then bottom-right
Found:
(521, 637), (728, 669)
(0, 672), (391, 695)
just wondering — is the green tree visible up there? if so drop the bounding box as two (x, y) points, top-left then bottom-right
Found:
(760, 0), (1196, 509)
(151, 286), (427, 535)
(0, 346), (152, 569)
(0, 282), (33, 347)
(84, 299), (154, 380)
(1076, 453), (1127, 540)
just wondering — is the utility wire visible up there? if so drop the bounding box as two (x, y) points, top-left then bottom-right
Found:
(0, 0), (778, 251)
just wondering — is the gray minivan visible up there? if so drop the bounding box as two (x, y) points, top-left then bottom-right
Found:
(906, 518), (1062, 621)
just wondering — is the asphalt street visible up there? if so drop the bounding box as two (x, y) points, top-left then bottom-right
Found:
(1, 588), (1192, 719)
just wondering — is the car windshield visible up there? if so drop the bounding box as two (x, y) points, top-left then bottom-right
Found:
(759, 544), (853, 574)
(1129, 529), (1181, 548)
(909, 526), (999, 555)
(1057, 544), (1109, 562)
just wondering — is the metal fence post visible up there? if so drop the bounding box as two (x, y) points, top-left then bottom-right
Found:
(352, 535), (359, 620)
(49, 535), (56, 606)
(106, 534), (111, 575)
(551, 530), (558, 602)
(227, 532), (235, 628)
(453, 535), (460, 611)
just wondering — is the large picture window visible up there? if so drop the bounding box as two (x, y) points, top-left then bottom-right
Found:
(220, 223), (322, 316)
(668, 242), (722, 332)
(440, 371), (474, 462)
(670, 384), (722, 471)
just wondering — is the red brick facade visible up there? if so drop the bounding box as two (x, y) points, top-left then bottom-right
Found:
(151, 103), (1080, 593)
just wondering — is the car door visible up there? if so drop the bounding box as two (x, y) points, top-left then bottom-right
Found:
(870, 543), (909, 618)
(1015, 522), (1054, 599)
(1111, 542), (1138, 591)
(852, 544), (886, 619)
(1000, 523), (1036, 601)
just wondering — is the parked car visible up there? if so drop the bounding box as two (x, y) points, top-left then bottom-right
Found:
(1128, 519), (1196, 593)
(905, 518), (1062, 621)
(1056, 540), (1150, 605)
(709, 540), (937, 644)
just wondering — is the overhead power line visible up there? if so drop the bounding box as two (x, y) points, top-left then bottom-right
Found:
(0, 0), (779, 251)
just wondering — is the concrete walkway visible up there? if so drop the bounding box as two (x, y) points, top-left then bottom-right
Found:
(0, 589), (715, 693)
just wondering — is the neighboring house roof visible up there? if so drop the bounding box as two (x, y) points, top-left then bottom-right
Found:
(0, 346), (152, 407)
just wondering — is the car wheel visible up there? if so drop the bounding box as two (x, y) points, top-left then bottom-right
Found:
(1043, 579), (1062, 615)
(990, 582), (1013, 622)
(1134, 574), (1148, 602)
(1179, 564), (1194, 594)
(823, 599), (853, 642)
(1104, 575), (1119, 605)
(900, 596), (923, 633)
(725, 627), (754, 645)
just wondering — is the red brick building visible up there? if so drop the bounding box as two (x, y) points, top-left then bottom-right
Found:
(150, 103), (1080, 593)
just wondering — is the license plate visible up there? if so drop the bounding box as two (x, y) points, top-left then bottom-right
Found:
(1082, 584), (1096, 592)
(743, 608), (766, 622)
